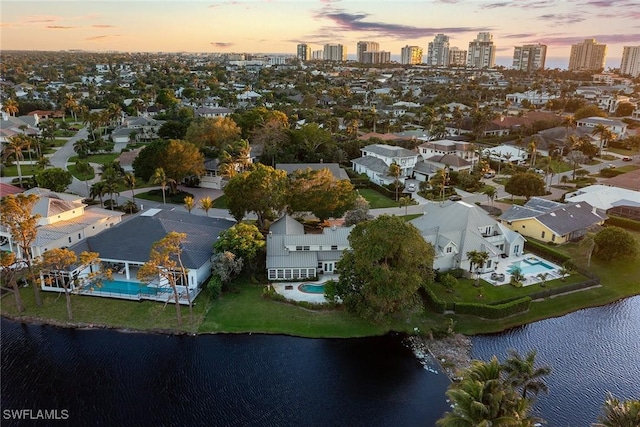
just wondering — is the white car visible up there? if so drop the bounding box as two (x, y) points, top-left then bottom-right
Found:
(407, 183), (416, 191)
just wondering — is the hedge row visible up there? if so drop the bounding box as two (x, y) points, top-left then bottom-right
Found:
(420, 287), (446, 314)
(606, 215), (640, 231)
(454, 296), (532, 319)
(524, 239), (572, 265)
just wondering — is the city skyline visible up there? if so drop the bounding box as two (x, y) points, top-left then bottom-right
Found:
(2, 0), (639, 69)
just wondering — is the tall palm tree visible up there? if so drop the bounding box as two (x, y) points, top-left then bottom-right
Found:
(484, 187), (497, 206)
(123, 173), (137, 203)
(199, 196), (214, 216)
(3, 98), (19, 116)
(593, 394), (640, 427)
(152, 167), (168, 204)
(466, 250), (490, 287)
(580, 233), (596, 267)
(388, 162), (402, 201)
(503, 349), (551, 399)
(90, 182), (106, 208)
(2, 135), (27, 187)
(592, 124), (616, 157)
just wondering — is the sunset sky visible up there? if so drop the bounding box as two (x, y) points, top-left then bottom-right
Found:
(2, 0), (639, 68)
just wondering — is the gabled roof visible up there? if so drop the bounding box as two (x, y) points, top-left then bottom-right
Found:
(565, 185), (640, 210)
(351, 156), (390, 175)
(69, 209), (235, 269)
(0, 183), (24, 196)
(425, 154), (471, 168)
(23, 188), (84, 219)
(361, 143), (416, 158)
(269, 215), (305, 235)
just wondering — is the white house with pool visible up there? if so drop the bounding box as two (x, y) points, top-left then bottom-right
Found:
(409, 201), (528, 282)
(266, 215), (352, 281)
(40, 209), (235, 304)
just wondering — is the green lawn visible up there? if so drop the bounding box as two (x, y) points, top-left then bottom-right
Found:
(68, 153), (120, 165)
(67, 163), (95, 181)
(616, 165), (640, 173)
(1, 164), (38, 177)
(357, 188), (399, 208)
(213, 194), (228, 209)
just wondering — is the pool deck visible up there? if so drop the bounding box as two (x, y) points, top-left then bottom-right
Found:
(479, 254), (562, 287)
(272, 275), (337, 304)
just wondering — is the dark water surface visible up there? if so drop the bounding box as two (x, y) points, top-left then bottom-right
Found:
(472, 296), (640, 426)
(0, 320), (450, 427)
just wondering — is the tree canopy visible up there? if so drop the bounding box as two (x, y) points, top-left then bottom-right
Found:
(287, 168), (357, 222)
(223, 163), (288, 229)
(132, 139), (169, 181)
(334, 215), (434, 322)
(593, 226), (638, 261)
(213, 223), (265, 271)
(162, 139), (205, 182)
(35, 167), (72, 192)
(184, 116), (241, 155)
(504, 172), (546, 200)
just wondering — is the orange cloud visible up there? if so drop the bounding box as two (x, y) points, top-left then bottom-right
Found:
(93, 24), (115, 28)
(47, 25), (77, 29)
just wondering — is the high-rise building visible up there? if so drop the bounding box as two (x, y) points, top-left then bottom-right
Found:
(312, 50), (323, 60)
(568, 39), (607, 71)
(296, 44), (311, 61)
(323, 44), (347, 61)
(448, 47), (467, 67)
(401, 45), (423, 65)
(620, 46), (640, 78)
(427, 34), (450, 66)
(512, 44), (547, 72)
(361, 51), (391, 64)
(467, 32), (496, 68)
(357, 41), (380, 62)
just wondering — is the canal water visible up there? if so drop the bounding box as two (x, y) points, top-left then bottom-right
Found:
(2, 296), (639, 426)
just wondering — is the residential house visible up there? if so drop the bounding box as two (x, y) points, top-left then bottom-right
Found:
(565, 184), (640, 221)
(409, 201), (526, 274)
(194, 106), (233, 118)
(0, 188), (124, 259)
(40, 209), (235, 304)
(111, 116), (164, 144)
(266, 215), (352, 280)
(576, 116), (627, 139)
(499, 197), (607, 244)
(413, 139), (477, 182)
(351, 144), (418, 185)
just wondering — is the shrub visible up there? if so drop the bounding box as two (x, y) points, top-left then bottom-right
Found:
(605, 215), (640, 232)
(421, 286), (446, 314)
(439, 274), (458, 293)
(454, 297), (532, 319)
(207, 275), (223, 299)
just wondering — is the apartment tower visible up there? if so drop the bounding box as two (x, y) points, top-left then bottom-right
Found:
(512, 44), (547, 72)
(323, 44), (347, 61)
(357, 41), (380, 62)
(568, 39), (607, 71)
(296, 44), (311, 61)
(467, 32), (496, 68)
(427, 34), (450, 66)
(448, 47), (467, 67)
(401, 45), (423, 65)
(620, 46), (640, 78)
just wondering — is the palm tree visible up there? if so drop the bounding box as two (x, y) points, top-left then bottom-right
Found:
(399, 196), (411, 215)
(122, 200), (138, 214)
(36, 156), (52, 171)
(151, 167), (168, 205)
(388, 162), (402, 201)
(101, 165), (123, 209)
(73, 139), (90, 158)
(503, 349), (551, 399)
(199, 196), (214, 216)
(580, 233), (596, 267)
(63, 93), (78, 122)
(484, 186), (497, 206)
(184, 196), (196, 213)
(2, 135), (27, 187)
(593, 394), (640, 427)
(90, 182), (106, 208)
(3, 98), (20, 116)
(536, 272), (549, 287)
(123, 173), (136, 203)
(558, 263), (573, 282)
(466, 250), (490, 287)
(592, 124), (616, 157)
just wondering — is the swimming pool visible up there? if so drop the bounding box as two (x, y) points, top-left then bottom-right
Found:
(88, 279), (158, 296)
(298, 283), (326, 294)
(508, 257), (556, 276)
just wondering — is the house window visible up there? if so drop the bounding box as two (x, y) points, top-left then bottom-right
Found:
(486, 260), (492, 268)
(541, 231), (546, 239)
(78, 233), (82, 239)
(514, 244), (520, 254)
(446, 247), (452, 253)
(296, 246), (303, 251)
(552, 234), (556, 242)
(331, 245), (338, 250)
(522, 225), (526, 228)
(303, 246), (310, 251)
(68, 237), (72, 243)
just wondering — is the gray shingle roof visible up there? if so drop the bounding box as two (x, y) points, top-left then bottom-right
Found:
(362, 144), (416, 158)
(69, 209), (235, 269)
(270, 215), (305, 235)
(351, 156), (390, 175)
(535, 202), (606, 235)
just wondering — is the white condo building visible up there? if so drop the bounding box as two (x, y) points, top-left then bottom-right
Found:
(620, 46), (640, 78)
(297, 44), (311, 61)
(512, 44), (547, 72)
(467, 32), (496, 69)
(323, 44), (346, 61)
(569, 39), (607, 71)
(427, 34), (450, 66)
(401, 45), (423, 65)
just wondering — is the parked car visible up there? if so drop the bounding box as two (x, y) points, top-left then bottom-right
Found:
(534, 168), (545, 174)
(483, 171), (495, 179)
(407, 183), (416, 191)
(449, 194), (462, 201)
(622, 157), (632, 162)
(607, 164), (616, 169)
